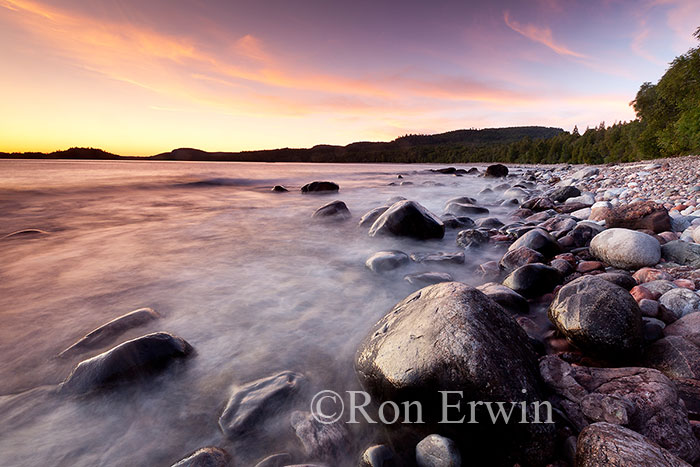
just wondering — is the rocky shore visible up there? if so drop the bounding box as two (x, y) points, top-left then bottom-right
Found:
(17, 155), (700, 466)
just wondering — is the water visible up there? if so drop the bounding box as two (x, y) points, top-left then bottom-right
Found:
(0, 159), (522, 466)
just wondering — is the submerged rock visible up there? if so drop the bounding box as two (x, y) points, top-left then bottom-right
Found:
(499, 247), (545, 273)
(444, 202), (489, 217)
(359, 206), (390, 227)
(455, 229), (489, 248)
(312, 200), (351, 220)
(360, 444), (394, 467)
(369, 201), (444, 240)
(476, 282), (529, 314)
(415, 434), (461, 467)
(301, 181), (339, 193)
(548, 276), (643, 359)
(219, 371), (305, 438)
(404, 272), (454, 286)
(58, 307), (160, 358)
(485, 164), (508, 178)
(366, 251), (410, 273)
(410, 251), (465, 265)
(590, 228), (661, 269)
(271, 185), (289, 193)
(290, 411), (350, 462)
(440, 214), (476, 230)
(171, 446), (232, 467)
(59, 332), (193, 394)
(503, 263), (562, 299)
(355, 282), (555, 465)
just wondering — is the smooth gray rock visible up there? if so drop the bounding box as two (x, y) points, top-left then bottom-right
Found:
(171, 446), (231, 467)
(365, 251), (410, 273)
(642, 280), (678, 296)
(369, 201), (444, 239)
(219, 371), (304, 437)
(440, 214), (475, 230)
(415, 434), (461, 467)
(359, 206), (389, 227)
(444, 202), (489, 217)
(312, 200), (350, 220)
(548, 276), (643, 359)
(404, 272), (454, 286)
(507, 228), (561, 258)
(590, 228), (661, 269)
(659, 288), (700, 319)
(410, 251), (465, 265)
(59, 332), (192, 394)
(661, 241), (700, 268)
(58, 307), (160, 358)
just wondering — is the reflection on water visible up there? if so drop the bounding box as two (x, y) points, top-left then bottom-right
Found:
(0, 160), (522, 466)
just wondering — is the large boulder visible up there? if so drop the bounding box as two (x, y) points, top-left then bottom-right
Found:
(541, 356), (700, 462)
(484, 164), (508, 177)
(219, 371), (305, 438)
(661, 240), (700, 268)
(369, 201), (444, 240)
(590, 228), (661, 270)
(507, 228), (561, 258)
(601, 201), (672, 233)
(576, 422), (691, 466)
(502, 263), (562, 299)
(301, 181), (339, 193)
(548, 276), (643, 359)
(171, 447), (232, 467)
(659, 288), (700, 319)
(355, 282), (555, 465)
(58, 307), (160, 358)
(312, 200), (351, 221)
(59, 332), (193, 394)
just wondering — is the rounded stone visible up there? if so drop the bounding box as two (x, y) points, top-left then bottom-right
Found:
(590, 228), (661, 270)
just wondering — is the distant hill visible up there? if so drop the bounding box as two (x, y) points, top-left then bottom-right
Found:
(0, 147), (126, 160)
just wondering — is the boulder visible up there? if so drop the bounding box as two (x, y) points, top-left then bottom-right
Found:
(644, 336), (700, 380)
(661, 241), (700, 268)
(440, 214), (475, 230)
(312, 200), (351, 220)
(499, 247), (545, 273)
(485, 164), (508, 177)
(550, 186), (581, 203)
(404, 272), (453, 286)
(634, 267), (674, 284)
(474, 217), (504, 229)
(444, 203), (489, 217)
(355, 282), (554, 465)
(271, 185), (289, 193)
(521, 197), (555, 212)
(415, 434), (461, 467)
(59, 332), (193, 394)
(301, 181), (339, 193)
(444, 196), (477, 207)
(290, 411), (350, 462)
(659, 288), (700, 319)
(576, 422), (691, 467)
(219, 371), (304, 437)
(359, 207), (390, 227)
(410, 251), (465, 265)
(360, 444), (394, 467)
(171, 447), (232, 467)
(508, 228), (561, 258)
(590, 228), (661, 270)
(503, 263), (562, 299)
(476, 282), (529, 314)
(665, 313), (700, 338)
(547, 276), (643, 358)
(595, 272), (637, 290)
(641, 280), (678, 296)
(455, 229), (489, 248)
(540, 356), (699, 462)
(369, 201), (445, 240)
(58, 307), (160, 358)
(603, 201), (672, 233)
(365, 251), (410, 273)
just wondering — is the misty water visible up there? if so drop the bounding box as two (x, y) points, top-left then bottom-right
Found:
(0, 160), (525, 466)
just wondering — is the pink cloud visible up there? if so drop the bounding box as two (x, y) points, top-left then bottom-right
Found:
(503, 10), (587, 59)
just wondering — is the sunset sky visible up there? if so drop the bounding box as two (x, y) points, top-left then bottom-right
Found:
(1, 0), (699, 156)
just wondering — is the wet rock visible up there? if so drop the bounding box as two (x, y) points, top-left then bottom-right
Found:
(219, 371), (305, 437)
(474, 217), (504, 229)
(58, 307), (160, 358)
(359, 207), (390, 227)
(665, 312), (700, 337)
(410, 251), (465, 265)
(355, 282), (554, 465)
(312, 201), (351, 221)
(661, 241), (700, 268)
(290, 411), (350, 462)
(404, 272), (454, 286)
(360, 444), (394, 467)
(659, 288), (700, 319)
(631, 285), (661, 302)
(415, 434), (461, 467)
(171, 446), (232, 467)
(444, 196), (477, 206)
(440, 214), (475, 230)
(576, 261), (605, 273)
(576, 422), (691, 467)
(59, 332), (193, 394)
(641, 280), (678, 296)
(508, 228), (561, 258)
(644, 336), (700, 380)
(644, 317), (666, 342)
(590, 228), (661, 270)
(640, 299), (660, 318)
(476, 282), (529, 314)
(485, 164), (508, 178)
(444, 202), (489, 217)
(567, 223), (604, 248)
(253, 453), (292, 467)
(503, 263), (563, 299)
(521, 197), (555, 212)
(499, 247), (545, 273)
(271, 185), (289, 193)
(540, 356), (699, 462)
(301, 181), (339, 193)
(369, 201), (445, 240)
(365, 251), (410, 273)
(455, 229), (489, 248)
(548, 276), (643, 359)
(550, 186), (581, 203)
(603, 201), (672, 233)
(550, 258), (574, 276)
(634, 267), (674, 283)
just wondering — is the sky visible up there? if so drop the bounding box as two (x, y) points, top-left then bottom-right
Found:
(1, 0), (699, 156)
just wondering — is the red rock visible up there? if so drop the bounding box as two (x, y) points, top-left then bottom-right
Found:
(554, 253), (577, 266)
(630, 285), (661, 302)
(491, 234), (510, 243)
(633, 267), (673, 284)
(577, 261), (605, 273)
(603, 201), (672, 233)
(589, 206), (611, 222)
(671, 205), (688, 212)
(674, 279), (696, 290)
